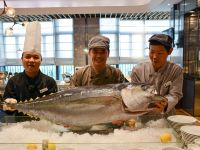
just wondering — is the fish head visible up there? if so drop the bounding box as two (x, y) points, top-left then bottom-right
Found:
(121, 84), (155, 111)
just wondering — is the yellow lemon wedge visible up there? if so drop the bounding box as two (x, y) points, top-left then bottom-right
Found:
(127, 119), (136, 128)
(48, 143), (56, 150)
(26, 143), (38, 150)
(160, 133), (172, 143)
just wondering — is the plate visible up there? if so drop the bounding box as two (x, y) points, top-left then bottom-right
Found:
(128, 148), (145, 150)
(167, 115), (196, 124)
(194, 138), (200, 145)
(180, 125), (200, 136)
(162, 146), (183, 150)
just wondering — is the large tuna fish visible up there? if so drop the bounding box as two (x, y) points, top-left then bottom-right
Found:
(13, 83), (166, 127)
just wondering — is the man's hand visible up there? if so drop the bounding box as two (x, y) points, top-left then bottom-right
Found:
(111, 120), (125, 126)
(152, 100), (168, 113)
(3, 98), (17, 111)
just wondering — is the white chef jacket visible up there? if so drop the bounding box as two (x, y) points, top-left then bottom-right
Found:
(131, 61), (183, 113)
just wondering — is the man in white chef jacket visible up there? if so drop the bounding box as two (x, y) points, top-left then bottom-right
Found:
(131, 34), (183, 115)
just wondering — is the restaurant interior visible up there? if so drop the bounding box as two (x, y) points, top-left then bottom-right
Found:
(0, 1), (200, 149)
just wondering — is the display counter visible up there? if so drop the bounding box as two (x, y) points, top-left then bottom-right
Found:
(0, 114), (184, 150)
(181, 74), (200, 116)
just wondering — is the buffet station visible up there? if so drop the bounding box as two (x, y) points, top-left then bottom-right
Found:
(0, 71), (200, 150)
(0, 113), (200, 150)
(0, 80), (200, 150)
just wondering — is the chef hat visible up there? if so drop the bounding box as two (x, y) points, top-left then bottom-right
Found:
(23, 21), (41, 54)
(88, 35), (110, 51)
(149, 34), (173, 48)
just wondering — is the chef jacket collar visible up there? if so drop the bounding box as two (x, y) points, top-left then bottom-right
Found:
(149, 62), (169, 76)
(90, 65), (109, 79)
(23, 70), (42, 85)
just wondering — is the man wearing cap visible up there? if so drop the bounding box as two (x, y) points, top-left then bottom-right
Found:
(131, 34), (183, 114)
(2, 21), (57, 114)
(70, 35), (126, 86)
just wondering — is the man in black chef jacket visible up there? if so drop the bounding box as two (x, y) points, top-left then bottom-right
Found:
(1, 21), (57, 122)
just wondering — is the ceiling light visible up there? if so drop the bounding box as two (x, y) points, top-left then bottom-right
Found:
(5, 7), (15, 17)
(5, 19), (28, 36)
(0, 1), (23, 36)
(83, 48), (88, 53)
(0, 0), (16, 18)
(5, 27), (13, 36)
(22, 21), (29, 28)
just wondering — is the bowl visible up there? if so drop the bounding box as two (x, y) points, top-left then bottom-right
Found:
(167, 115), (196, 133)
(128, 148), (145, 150)
(180, 125), (200, 145)
(194, 138), (200, 146)
(162, 146), (183, 150)
(187, 144), (200, 150)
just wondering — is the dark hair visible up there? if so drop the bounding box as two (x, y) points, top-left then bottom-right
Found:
(149, 41), (171, 53)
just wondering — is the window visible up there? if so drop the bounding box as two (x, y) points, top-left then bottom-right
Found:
(56, 34), (73, 58)
(1, 18), (170, 79)
(119, 34), (131, 57)
(101, 33), (117, 57)
(40, 65), (56, 79)
(58, 65), (74, 80)
(131, 34), (143, 58)
(5, 66), (24, 74)
(3, 22), (25, 59)
(120, 20), (144, 33)
(1, 19), (74, 79)
(41, 22), (53, 34)
(55, 19), (73, 60)
(56, 19), (73, 32)
(42, 35), (54, 57)
(100, 18), (170, 75)
(100, 19), (118, 58)
(100, 18), (117, 32)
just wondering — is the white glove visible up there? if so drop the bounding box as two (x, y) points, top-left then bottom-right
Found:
(3, 98), (17, 111)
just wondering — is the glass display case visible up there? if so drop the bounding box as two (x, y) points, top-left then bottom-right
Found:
(179, 10), (200, 116)
(184, 11), (200, 76)
(0, 115), (184, 150)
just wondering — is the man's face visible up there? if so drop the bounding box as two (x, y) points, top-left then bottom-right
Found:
(89, 48), (109, 68)
(22, 51), (42, 74)
(149, 45), (172, 71)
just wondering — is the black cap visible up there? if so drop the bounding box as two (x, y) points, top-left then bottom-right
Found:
(149, 34), (173, 48)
